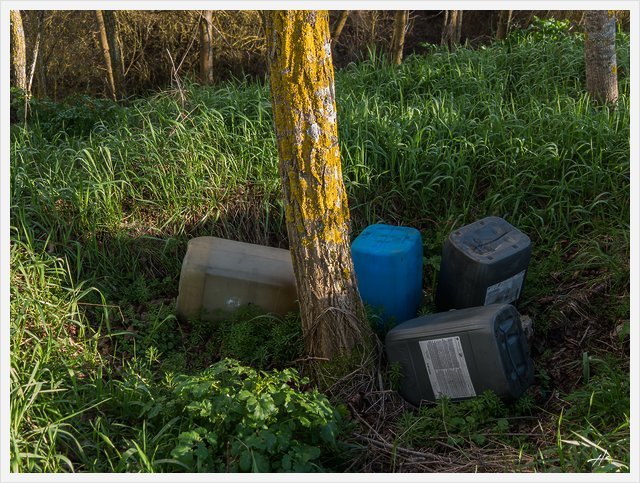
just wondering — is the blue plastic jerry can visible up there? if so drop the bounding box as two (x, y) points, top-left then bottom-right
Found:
(351, 224), (423, 327)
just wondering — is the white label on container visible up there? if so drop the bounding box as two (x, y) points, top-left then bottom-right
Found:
(419, 336), (476, 399)
(484, 270), (526, 305)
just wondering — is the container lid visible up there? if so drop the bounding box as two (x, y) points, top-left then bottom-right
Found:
(449, 216), (530, 264)
(352, 224), (421, 255)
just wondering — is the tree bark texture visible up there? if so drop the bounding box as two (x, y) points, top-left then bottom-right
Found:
(441, 10), (463, 51)
(584, 11), (618, 104)
(199, 10), (215, 84)
(264, 10), (371, 359)
(95, 10), (124, 101)
(496, 10), (513, 40)
(331, 10), (350, 43)
(391, 10), (409, 65)
(10, 10), (27, 93)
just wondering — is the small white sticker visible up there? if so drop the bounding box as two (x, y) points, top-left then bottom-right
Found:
(419, 336), (476, 399)
(226, 297), (242, 309)
(484, 270), (526, 305)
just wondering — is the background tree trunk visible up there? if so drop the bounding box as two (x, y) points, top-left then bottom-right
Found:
(584, 10), (618, 104)
(496, 10), (513, 40)
(454, 11), (463, 46)
(103, 11), (125, 99)
(264, 10), (372, 359)
(95, 10), (124, 101)
(199, 10), (215, 85)
(10, 10), (27, 93)
(391, 10), (409, 65)
(441, 10), (463, 51)
(331, 10), (350, 43)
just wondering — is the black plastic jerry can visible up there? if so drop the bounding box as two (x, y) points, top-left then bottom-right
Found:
(435, 216), (531, 312)
(385, 304), (534, 405)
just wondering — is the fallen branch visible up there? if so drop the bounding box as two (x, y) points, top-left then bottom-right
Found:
(353, 433), (445, 463)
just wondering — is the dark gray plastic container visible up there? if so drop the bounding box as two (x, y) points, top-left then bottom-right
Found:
(385, 304), (533, 405)
(435, 216), (531, 311)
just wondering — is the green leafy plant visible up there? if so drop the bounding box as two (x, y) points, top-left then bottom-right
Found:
(168, 359), (341, 472)
(512, 16), (574, 42)
(397, 391), (511, 447)
(219, 307), (304, 368)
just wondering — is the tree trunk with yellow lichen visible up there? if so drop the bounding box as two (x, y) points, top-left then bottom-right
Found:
(264, 10), (372, 359)
(584, 11), (618, 104)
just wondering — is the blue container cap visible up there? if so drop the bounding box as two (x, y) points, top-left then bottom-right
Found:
(352, 224), (422, 255)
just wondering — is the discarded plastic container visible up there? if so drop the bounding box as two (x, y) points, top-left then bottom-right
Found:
(385, 304), (534, 405)
(435, 216), (531, 311)
(176, 237), (297, 321)
(351, 224), (422, 327)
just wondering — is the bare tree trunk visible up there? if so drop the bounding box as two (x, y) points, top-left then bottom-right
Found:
(103, 11), (125, 98)
(368, 11), (379, 50)
(390, 10), (409, 65)
(454, 11), (463, 46)
(441, 10), (463, 51)
(36, 13), (48, 98)
(496, 10), (513, 40)
(584, 11), (618, 104)
(95, 10), (124, 101)
(37, 57), (47, 98)
(20, 11), (43, 124)
(199, 10), (215, 84)
(331, 10), (350, 43)
(264, 10), (372, 359)
(440, 10), (449, 46)
(10, 10), (27, 93)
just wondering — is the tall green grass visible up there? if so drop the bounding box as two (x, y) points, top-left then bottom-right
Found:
(10, 28), (630, 472)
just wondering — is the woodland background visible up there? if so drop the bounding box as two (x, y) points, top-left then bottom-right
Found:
(14, 10), (632, 101)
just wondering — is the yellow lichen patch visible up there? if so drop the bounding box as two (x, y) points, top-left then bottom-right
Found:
(611, 64), (617, 74)
(266, 10), (351, 247)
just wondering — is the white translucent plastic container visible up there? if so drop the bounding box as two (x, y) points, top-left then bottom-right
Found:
(176, 237), (298, 320)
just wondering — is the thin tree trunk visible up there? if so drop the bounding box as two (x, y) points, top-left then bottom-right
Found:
(441, 10), (463, 51)
(454, 11), (463, 46)
(331, 10), (350, 43)
(391, 10), (408, 65)
(95, 10), (116, 100)
(37, 54), (47, 98)
(368, 11), (379, 50)
(102, 10), (125, 99)
(496, 10), (513, 40)
(22, 12), (43, 125)
(440, 10), (449, 46)
(199, 10), (215, 84)
(33, 11), (48, 98)
(264, 10), (372, 359)
(95, 10), (124, 101)
(10, 10), (27, 93)
(584, 11), (618, 104)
